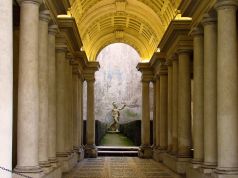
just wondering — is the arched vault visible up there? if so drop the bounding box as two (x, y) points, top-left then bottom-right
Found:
(69, 0), (181, 61)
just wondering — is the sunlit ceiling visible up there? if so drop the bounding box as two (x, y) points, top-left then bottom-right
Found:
(69, 0), (182, 61)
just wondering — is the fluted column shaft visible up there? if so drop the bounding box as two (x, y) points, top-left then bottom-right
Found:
(15, 0), (42, 174)
(177, 51), (192, 158)
(159, 72), (168, 150)
(48, 25), (58, 164)
(202, 15), (217, 168)
(38, 10), (50, 168)
(167, 64), (173, 152)
(215, 0), (238, 174)
(0, 0), (13, 177)
(56, 45), (67, 157)
(192, 27), (204, 165)
(172, 59), (178, 155)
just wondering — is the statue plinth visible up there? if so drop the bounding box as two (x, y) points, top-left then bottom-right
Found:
(107, 130), (120, 134)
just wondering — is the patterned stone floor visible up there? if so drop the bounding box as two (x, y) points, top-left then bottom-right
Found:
(63, 157), (183, 178)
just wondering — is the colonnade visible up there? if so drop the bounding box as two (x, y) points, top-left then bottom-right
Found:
(137, 1), (238, 178)
(0, 0), (99, 177)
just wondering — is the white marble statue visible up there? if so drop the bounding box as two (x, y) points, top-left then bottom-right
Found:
(109, 102), (126, 132)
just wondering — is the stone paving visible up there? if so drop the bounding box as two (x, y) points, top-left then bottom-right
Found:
(63, 157), (183, 178)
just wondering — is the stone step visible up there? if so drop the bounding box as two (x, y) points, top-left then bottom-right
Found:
(97, 146), (139, 151)
(98, 150), (138, 157)
(97, 146), (139, 157)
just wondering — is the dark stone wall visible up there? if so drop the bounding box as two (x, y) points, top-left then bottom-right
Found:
(119, 120), (153, 146)
(95, 120), (107, 145)
(83, 120), (107, 145)
(83, 120), (153, 146)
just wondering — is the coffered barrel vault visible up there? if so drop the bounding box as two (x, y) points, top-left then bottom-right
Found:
(69, 0), (182, 61)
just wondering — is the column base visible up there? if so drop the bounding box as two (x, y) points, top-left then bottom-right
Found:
(85, 144), (98, 158)
(49, 157), (58, 167)
(162, 153), (191, 174)
(13, 165), (43, 178)
(191, 159), (203, 168)
(39, 160), (52, 173)
(202, 163), (217, 174)
(78, 146), (85, 161)
(214, 168), (238, 178)
(138, 145), (152, 158)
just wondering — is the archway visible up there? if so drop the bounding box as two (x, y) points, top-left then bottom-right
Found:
(95, 43), (142, 147)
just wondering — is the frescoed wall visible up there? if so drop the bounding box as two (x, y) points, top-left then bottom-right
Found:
(94, 43), (142, 123)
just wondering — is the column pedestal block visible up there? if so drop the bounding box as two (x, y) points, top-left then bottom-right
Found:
(85, 144), (98, 158)
(41, 165), (62, 178)
(56, 153), (71, 173)
(153, 148), (166, 162)
(161, 153), (191, 174)
(187, 166), (215, 178)
(138, 145), (152, 158)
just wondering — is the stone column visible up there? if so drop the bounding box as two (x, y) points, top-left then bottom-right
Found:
(0, 0), (13, 177)
(85, 75), (97, 158)
(139, 71), (153, 158)
(67, 62), (74, 154)
(38, 10), (51, 170)
(177, 50), (192, 158)
(72, 66), (79, 152)
(78, 76), (84, 160)
(69, 64), (74, 153)
(191, 27), (204, 166)
(56, 44), (68, 158)
(202, 14), (217, 170)
(15, 0), (43, 176)
(48, 25), (58, 165)
(215, 1), (238, 176)
(172, 59), (178, 155)
(155, 77), (160, 148)
(64, 59), (71, 155)
(167, 62), (173, 152)
(152, 80), (156, 148)
(159, 66), (168, 151)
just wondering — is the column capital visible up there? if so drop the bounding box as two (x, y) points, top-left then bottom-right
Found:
(17, 0), (42, 5)
(215, 0), (238, 10)
(177, 49), (192, 55)
(137, 62), (154, 82)
(159, 62), (168, 76)
(72, 65), (79, 75)
(48, 25), (58, 35)
(39, 10), (50, 22)
(166, 60), (173, 66)
(56, 44), (67, 53)
(84, 61), (99, 82)
(191, 27), (204, 37)
(202, 13), (217, 26)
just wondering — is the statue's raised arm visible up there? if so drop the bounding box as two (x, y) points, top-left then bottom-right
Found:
(119, 104), (126, 110)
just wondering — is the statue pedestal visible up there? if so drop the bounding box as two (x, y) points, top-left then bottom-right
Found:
(107, 130), (120, 134)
